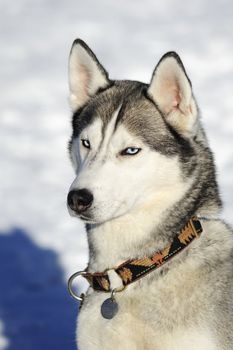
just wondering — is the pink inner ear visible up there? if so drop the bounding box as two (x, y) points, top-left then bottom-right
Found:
(172, 89), (181, 108)
(163, 86), (181, 114)
(172, 100), (179, 108)
(172, 101), (178, 107)
(79, 63), (91, 101)
(160, 77), (181, 113)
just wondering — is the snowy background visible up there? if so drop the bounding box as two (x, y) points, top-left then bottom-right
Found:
(1, 0), (233, 349)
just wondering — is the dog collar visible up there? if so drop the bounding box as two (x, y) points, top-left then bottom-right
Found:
(68, 217), (202, 297)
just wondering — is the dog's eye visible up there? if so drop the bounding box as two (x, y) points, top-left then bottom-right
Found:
(120, 147), (141, 156)
(81, 139), (90, 149)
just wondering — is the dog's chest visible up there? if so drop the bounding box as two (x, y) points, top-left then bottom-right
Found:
(78, 299), (216, 350)
(77, 272), (217, 350)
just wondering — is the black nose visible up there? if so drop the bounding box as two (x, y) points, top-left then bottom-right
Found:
(67, 189), (94, 213)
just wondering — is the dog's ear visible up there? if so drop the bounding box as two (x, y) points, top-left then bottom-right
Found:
(69, 39), (110, 111)
(148, 52), (198, 138)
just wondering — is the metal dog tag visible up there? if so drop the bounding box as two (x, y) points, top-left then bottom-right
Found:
(101, 297), (119, 319)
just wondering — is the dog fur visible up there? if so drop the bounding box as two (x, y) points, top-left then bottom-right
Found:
(67, 39), (233, 349)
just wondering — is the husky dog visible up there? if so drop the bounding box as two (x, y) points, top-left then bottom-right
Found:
(67, 39), (233, 350)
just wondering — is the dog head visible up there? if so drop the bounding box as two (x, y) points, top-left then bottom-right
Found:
(67, 39), (210, 224)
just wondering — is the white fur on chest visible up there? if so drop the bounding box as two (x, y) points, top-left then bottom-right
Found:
(158, 329), (217, 350)
(78, 293), (216, 350)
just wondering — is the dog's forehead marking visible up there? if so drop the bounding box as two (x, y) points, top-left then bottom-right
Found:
(100, 104), (122, 150)
(78, 104), (124, 162)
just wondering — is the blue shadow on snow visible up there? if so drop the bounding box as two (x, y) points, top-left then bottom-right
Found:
(0, 227), (78, 350)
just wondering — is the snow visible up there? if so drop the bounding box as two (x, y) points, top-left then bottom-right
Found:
(0, 0), (233, 349)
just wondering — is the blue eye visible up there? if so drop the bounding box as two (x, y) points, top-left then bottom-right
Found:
(121, 147), (141, 156)
(81, 139), (90, 149)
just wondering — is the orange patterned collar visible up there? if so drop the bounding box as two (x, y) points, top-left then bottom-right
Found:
(83, 217), (203, 292)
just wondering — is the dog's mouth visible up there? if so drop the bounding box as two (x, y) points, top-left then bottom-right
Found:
(67, 201), (129, 225)
(68, 205), (102, 225)
(73, 209), (99, 224)
(79, 214), (97, 223)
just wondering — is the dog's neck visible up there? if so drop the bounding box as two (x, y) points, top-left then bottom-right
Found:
(86, 180), (220, 273)
(87, 204), (165, 272)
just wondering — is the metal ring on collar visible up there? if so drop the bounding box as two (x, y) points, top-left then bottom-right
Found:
(110, 285), (125, 298)
(68, 270), (87, 301)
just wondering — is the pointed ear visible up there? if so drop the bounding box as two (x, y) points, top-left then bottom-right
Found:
(68, 39), (110, 111)
(148, 52), (198, 138)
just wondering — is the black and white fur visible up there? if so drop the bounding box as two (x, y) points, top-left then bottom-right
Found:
(67, 39), (233, 350)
